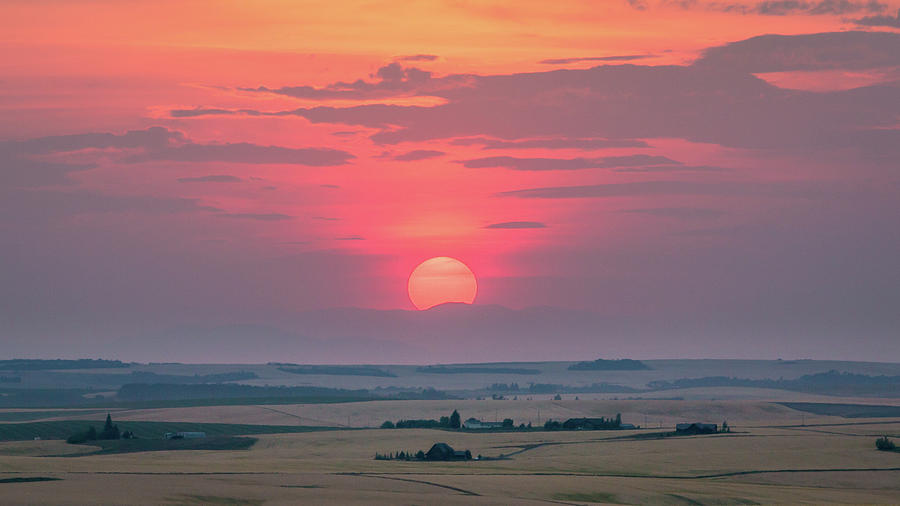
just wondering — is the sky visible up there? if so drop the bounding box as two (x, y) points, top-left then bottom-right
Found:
(2, 0), (899, 363)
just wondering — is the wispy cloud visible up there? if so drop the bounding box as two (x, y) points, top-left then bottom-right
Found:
(218, 213), (293, 221)
(539, 54), (654, 64)
(460, 154), (679, 170)
(619, 207), (726, 219)
(449, 137), (649, 150)
(393, 149), (445, 161)
(177, 175), (243, 183)
(851, 7), (900, 27)
(484, 221), (547, 229)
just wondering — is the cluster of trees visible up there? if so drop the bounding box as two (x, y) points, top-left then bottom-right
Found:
(543, 414), (624, 431)
(0, 359), (130, 370)
(416, 366), (540, 375)
(488, 383), (521, 391)
(876, 436), (895, 451)
(646, 371), (900, 396)
(66, 414), (134, 444)
(116, 383), (375, 402)
(568, 359), (650, 371)
(277, 365), (396, 378)
(487, 382), (639, 395)
(386, 410), (462, 429)
(374, 450), (426, 460)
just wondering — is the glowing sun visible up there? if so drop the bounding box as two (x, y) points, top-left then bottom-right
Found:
(407, 257), (477, 310)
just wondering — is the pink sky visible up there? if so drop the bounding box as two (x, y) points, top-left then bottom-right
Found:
(2, 1), (899, 361)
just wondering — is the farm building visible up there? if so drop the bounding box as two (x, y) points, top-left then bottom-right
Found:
(562, 417), (621, 430)
(164, 431), (207, 440)
(675, 423), (717, 434)
(425, 443), (471, 461)
(463, 417), (504, 429)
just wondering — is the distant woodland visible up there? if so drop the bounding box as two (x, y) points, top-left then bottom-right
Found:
(417, 366), (541, 375)
(0, 359), (130, 370)
(567, 359), (651, 371)
(277, 365), (396, 377)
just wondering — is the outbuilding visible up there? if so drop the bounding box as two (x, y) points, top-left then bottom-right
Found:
(425, 443), (471, 461)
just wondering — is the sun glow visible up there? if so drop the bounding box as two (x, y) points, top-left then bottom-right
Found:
(407, 257), (477, 310)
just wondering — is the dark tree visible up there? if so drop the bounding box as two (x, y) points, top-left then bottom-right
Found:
(449, 410), (461, 429)
(876, 436), (895, 451)
(502, 418), (514, 428)
(380, 420), (395, 429)
(99, 413), (120, 440)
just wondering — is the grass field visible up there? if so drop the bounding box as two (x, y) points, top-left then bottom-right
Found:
(0, 398), (837, 427)
(3, 361), (900, 504)
(68, 436), (257, 455)
(1, 396), (899, 504)
(1, 423), (899, 504)
(0, 420), (341, 442)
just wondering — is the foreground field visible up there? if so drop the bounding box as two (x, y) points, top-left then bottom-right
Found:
(1, 399), (899, 504)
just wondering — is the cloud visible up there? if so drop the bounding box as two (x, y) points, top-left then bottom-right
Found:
(177, 175), (243, 183)
(0, 188), (216, 223)
(312, 216), (341, 221)
(613, 164), (729, 173)
(539, 54), (655, 64)
(627, 0), (649, 10)
(335, 235), (365, 240)
(393, 149), (445, 161)
(170, 32), (900, 154)
(0, 156), (94, 187)
(218, 213), (293, 221)
(460, 154), (679, 170)
(696, 31), (900, 72)
(397, 54), (439, 62)
(619, 207), (726, 219)
(237, 63), (467, 100)
(852, 7), (900, 26)
(126, 143), (353, 166)
(7, 126), (185, 155)
(653, 0), (887, 15)
(484, 221), (547, 229)
(2, 128), (355, 189)
(496, 180), (819, 199)
(0, 127), (181, 187)
(449, 137), (650, 150)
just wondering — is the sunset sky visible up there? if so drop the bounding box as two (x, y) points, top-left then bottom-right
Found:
(2, 0), (899, 362)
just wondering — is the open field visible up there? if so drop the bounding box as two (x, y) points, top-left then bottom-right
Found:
(0, 398), (882, 428)
(1, 397), (899, 504)
(3, 361), (900, 503)
(1, 424), (899, 504)
(0, 420), (339, 442)
(4, 359), (900, 398)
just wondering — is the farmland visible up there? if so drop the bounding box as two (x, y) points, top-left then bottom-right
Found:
(1, 416), (899, 504)
(2, 359), (900, 503)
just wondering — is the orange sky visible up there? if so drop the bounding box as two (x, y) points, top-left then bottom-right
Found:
(2, 0), (899, 360)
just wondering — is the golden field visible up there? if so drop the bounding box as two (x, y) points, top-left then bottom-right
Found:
(1, 399), (899, 504)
